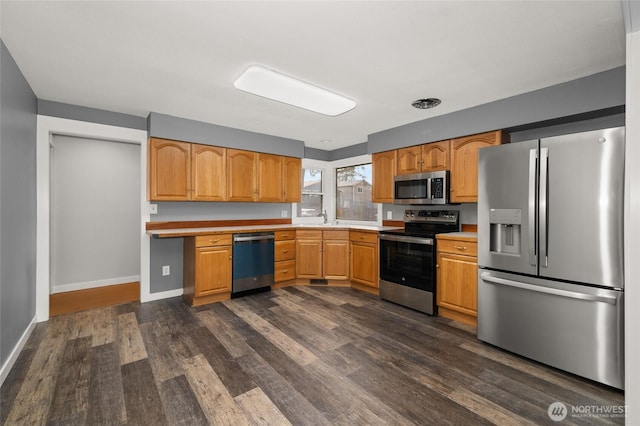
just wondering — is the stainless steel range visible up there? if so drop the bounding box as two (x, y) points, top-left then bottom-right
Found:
(379, 210), (459, 314)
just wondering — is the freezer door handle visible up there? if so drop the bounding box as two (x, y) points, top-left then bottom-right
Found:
(528, 149), (537, 266)
(539, 147), (549, 267)
(479, 272), (618, 305)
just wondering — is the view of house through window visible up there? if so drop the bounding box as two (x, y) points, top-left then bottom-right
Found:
(297, 168), (323, 217)
(336, 163), (376, 221)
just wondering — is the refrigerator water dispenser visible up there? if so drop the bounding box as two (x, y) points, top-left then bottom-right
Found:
(489, 209), (522, 255)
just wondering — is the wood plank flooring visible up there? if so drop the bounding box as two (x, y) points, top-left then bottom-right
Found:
(1, 286), (625, 425)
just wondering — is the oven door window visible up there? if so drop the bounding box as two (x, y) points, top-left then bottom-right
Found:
(379, 238), (435, 292)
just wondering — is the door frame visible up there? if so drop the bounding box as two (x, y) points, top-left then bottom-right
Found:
(36, 116), (149, 322)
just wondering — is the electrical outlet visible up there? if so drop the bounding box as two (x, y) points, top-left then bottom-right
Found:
(162, 265), (170, 276)
(281, 210), (288, 218)
(387, 211), (393, 220)
(150, 204), (158, 214)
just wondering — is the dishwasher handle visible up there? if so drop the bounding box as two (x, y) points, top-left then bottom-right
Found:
(233, 233), (275, 243)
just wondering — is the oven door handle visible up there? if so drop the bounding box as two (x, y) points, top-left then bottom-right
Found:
(379, 234), (433, 245)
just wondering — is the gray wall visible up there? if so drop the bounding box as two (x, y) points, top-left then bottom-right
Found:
(38, 99), (147, 131)
(368, 67), (625, 153)
(50, 135), (141, 291)
(148, 112), (305, 158)
(0, 40), (37, 366)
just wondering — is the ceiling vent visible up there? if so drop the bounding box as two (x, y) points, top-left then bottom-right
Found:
(411, 98), (441, 109)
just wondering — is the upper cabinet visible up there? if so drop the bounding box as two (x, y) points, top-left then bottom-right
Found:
(371, 130), (508, 204)
(148, 138), (191, 201)
(421, 140), (450, 172)
(282, 156), (302, 203)
(227, 149), (256, 202)
(191, 144), (226, 201)
(256, 153), (283, 202)
(372, 150), (396, 204)
(148, 138), (302, 203)
(450, 130), (508, 203)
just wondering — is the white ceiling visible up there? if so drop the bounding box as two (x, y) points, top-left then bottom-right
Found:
(0, 1), (626, 150)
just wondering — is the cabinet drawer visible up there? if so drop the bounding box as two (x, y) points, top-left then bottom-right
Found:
(275, 229), (296, 241)
(297, 229), (322, 239)
(323, 230), (349, 240)
(437, 239), (477, 257)
(275, 260), (296, 282)
(195, 234), (233, 247)
(349, 231), (378, 244)
(275, 240), (296, 261)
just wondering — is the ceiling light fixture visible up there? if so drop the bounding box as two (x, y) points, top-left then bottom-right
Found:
(234, 65), (356, 116)
(412, 98), (441, 109)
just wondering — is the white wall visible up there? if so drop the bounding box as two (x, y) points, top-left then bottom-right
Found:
(50, 134), (140, 293)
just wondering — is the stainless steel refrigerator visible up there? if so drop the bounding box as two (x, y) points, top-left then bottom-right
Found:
(477, 126), (625, 389)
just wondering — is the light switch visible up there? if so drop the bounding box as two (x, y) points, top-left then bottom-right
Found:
(150, 204), (158, 214)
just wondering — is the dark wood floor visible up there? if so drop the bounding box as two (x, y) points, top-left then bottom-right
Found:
(1, 286), (625, 425)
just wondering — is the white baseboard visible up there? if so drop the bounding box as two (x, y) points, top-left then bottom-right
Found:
(141, 288), (183, 303)
(51, 275), (141, 294)
(0, 315), (37, 387)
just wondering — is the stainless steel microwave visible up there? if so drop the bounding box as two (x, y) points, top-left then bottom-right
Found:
(394, 171), (449, 205)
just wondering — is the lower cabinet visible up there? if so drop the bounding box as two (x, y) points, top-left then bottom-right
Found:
(436, 235), (478, 326)
(274, 229), (296, 283)
(183, 234), (233, 306)
(295, 229), (349, 280)
(350, 230), (378, 289)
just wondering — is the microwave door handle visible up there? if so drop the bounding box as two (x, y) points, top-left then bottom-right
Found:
(426, 177), (432, 199)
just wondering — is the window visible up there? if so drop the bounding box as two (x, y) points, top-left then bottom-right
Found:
(336, 163), (376, 222)
(297, 168), (323, 217)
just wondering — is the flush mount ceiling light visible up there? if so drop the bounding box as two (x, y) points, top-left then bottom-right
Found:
(234, 65), (356, 116)
(412, 98), (441, 109)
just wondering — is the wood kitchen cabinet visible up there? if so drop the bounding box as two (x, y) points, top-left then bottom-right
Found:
(256, 153), (283, 202)
(323, 230), (350, 280)
(295, 229), (349, 280)
(396, 141), (450, 175)
(421, 140), (450, 172)
(282, 156), (302, 203)
(296, 229), (323, 278)
(436, 234), (478, 326)
(350, 230), (378, 288)
(372, 150), (396, 203)
(183, 234), (233, 306)
(227, 149), (256, 202)
(148, 138), (191, 200)
(191, 144), (226, 201)
(450, 130), (508, 203)
(274, 229), (296, 283)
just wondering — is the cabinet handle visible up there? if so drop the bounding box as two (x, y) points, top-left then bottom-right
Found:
(436, 264), (439, 268)
(282, 269), (289, 273)
(282, 249), (288, 253)
(281, 234), (289, 238)
(360, 236), (366, 239)
(454, 245), (467, 251)
(209, 239), (221, 243)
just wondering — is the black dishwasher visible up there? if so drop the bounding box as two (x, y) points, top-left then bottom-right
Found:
(232, 232), (275, 295)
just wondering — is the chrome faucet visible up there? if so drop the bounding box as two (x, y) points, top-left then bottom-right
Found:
(321, 210), (328, 224)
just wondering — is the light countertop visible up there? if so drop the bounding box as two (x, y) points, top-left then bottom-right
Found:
(436, 231), (478, 241)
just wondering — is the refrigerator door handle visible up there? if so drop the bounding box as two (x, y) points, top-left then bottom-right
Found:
(539, 147), (549, 267)
(479, 272), (618, 305)
(528, 149), (537, 266)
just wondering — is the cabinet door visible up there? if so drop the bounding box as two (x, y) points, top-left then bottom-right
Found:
(227, 149), (256, 202)
(450, 131), (505, 203)
(148, 138), (191, 200)
(350, 242), (378, 287)
(421, 141), (450, 172)
(191, 144), (227, 201)
(282, 156), (302, 203)
(372, 150), (396, 203)
(195, 246), (232, 296)
(296, 239), (323, 278)
(323, 240), (349, 280)
(256, 153), (283, 202)
(436, 252), (478, 315)
(396, 145), (422, 175)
